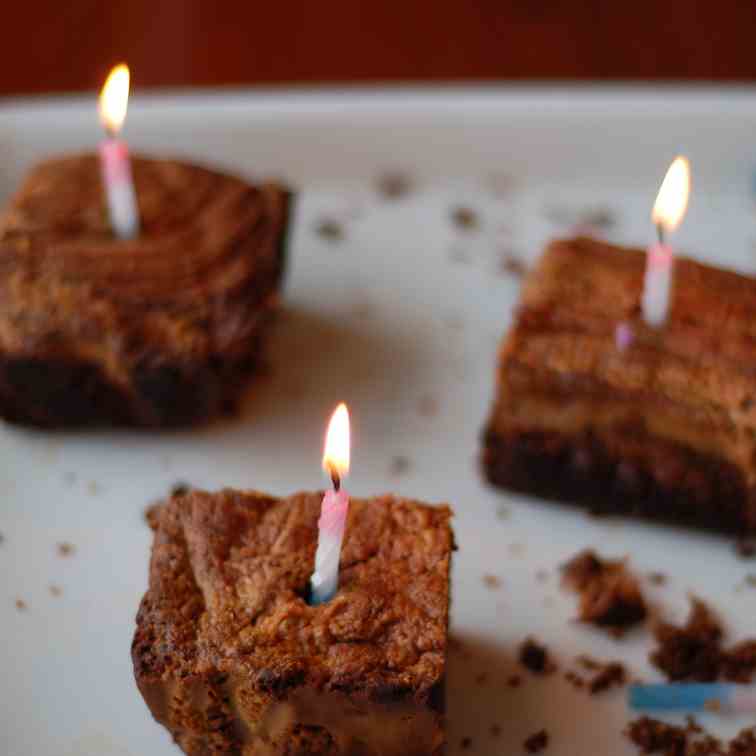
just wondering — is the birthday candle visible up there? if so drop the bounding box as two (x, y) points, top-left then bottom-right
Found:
(310, 403), (351, 605)
(629, 683), (756, 714)
(641, 156), (690, 327)
(98, 64), (140, 239)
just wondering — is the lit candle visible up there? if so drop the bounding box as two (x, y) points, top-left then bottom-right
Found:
(641, 156), (691, 327)
(98, 64), (140, 239)
(310, 403), (351, 605)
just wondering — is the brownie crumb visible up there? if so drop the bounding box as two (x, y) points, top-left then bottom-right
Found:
(483, 574), (502, 590)
(561, 549), (647, 636)
(451, 206), (479, 231)
(647, 572), (667, 586)
(460, 736), (473, 750)
(623, 716), (743, 755)
(389, 456), (411, 476)
(519, 638), (556, 675)
(57, 542), (75, 557)
(15, 598), (26, 610)
(588, 661), (626, 694)
(499, 254), (527, 278)
(736, 540), (756, 559)
(49, 584), (62, 597)
(524, 729), (549, 753)
(417, 394), (438, 417)
(376, 172), (412, 200)
(651, 597), (756, 684)
(314, 218), (344, 242)
(625, 717), (691, 754)
(171, 482), (191, 497)
(729, 728), (756, 754)
(507, 674), (522, 688)
(651, 598), (723, 682)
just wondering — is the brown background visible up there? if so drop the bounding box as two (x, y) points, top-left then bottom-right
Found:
(3, 1), (756, 96)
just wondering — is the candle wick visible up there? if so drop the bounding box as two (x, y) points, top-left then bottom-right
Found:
(331, 471), (341, 492)
(656, 223), (664, 246)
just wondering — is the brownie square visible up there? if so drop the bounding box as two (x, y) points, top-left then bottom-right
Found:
(483, 236), (756, 535)
(0, 154), (291, 427)
(132, 489), (453, 755)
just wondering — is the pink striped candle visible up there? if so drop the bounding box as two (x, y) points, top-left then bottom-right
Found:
(98, 64), (140, 239)
(642, 156), (690, 327)
(310, 403), (351, 605)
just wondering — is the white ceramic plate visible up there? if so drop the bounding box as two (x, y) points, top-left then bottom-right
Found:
(2, 86), (756, 756)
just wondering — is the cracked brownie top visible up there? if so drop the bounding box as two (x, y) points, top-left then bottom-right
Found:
(133, 488), (453, 704)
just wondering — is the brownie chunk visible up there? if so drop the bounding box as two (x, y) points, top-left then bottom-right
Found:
(132, 489), (453, 755)
(651, 597), (756, 683)
(0, 154), (291, 427)
(562, 550), (647, 635)
(482, 237), (756, 535)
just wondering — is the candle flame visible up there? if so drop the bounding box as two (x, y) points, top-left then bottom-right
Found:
(323, 403), (350, 480)
(99, 64), (131, 135)
(651, 156), (690, 234)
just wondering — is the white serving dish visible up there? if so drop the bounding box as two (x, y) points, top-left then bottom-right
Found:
(2, 86), (756, 755)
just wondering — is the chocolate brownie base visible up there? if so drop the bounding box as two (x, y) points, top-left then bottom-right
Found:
(0, 154), (291, 427)
(484, 427), (750, 533)
(483, 237), (756, 535)
(132, 489), (453, 755)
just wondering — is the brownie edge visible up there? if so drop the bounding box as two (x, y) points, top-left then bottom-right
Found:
(132, 489), (452, 755)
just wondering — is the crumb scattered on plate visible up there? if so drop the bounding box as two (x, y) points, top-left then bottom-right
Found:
(389, 455), (411, 476)
(524, 729), (549, 753)
(15, 598), (26, 611)
(451, 206), (479, 231)
(314, 218), (345, 242)
(647, 571), (667, 586)
(499, 254), (527, 278)
(417, 394), (438, 417)
(57, 542), (76, 557)
(376, 171), (413, 200)
(561, 549), (647, 636)
(49, 584), (62, 597)
(483, 573), (501, 590)
(171, 482), (191, 497)
(519, 637), (557, 675)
